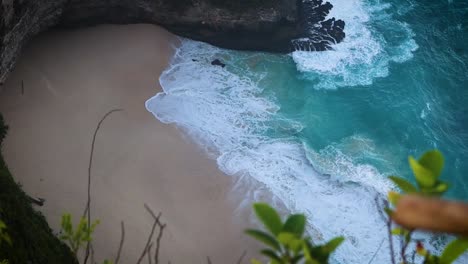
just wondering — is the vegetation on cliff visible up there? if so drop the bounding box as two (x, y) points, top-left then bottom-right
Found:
(0, 113), (78, 264)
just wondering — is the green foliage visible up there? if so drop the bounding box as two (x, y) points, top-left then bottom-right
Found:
(253, 203), (283, 236)
(60, 213), (100, 256)
(439, 238), (468, 264)
(0, 114), (78, 264)
(246, 203), (343, 264)
(410, 150), (448, 195)
(388, 150), (467, 264)
(388, 176), (417, 194)
(0, 220), (11, 247)
(389, 150), (449, 200)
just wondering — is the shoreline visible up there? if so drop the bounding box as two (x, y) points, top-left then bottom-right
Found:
(0, 24), (259, 263)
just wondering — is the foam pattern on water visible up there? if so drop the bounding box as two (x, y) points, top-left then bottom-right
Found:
(146, 40), (400, 263)
(292, 0), (418, 89)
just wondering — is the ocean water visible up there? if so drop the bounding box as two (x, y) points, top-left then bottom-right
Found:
(146, 0), (468, 263)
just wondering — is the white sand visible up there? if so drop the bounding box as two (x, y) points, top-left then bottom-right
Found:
(0, 24), (259, 263)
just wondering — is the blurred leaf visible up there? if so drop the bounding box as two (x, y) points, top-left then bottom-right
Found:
(283, 214), (306, 236)
(389, 176), (418, 193)
(291, 254), (304, 264)
(388, 191), (401, 206)
(253, 203), (283, 236)
(419, 150), (444, 178)
(409, 156), (436, 187)
(260, 249), (282, 262)
(440, 238), (468, 264)
(277, 232), (296, 246)
(245, 229), (281, 251)
(391, 227), (405, 235)
(433, 181), (449, 194)
(251, 259), (262, 264)
(384, 208), (394, 216)
(277, 232), (302, 253)
(323, 236), (345, 253)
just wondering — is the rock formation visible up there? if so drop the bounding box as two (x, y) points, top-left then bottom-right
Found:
(0, 0), (345, 83)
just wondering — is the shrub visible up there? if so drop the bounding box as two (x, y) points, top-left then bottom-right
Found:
(387, 150), (468, 264)
(246, 203), (344, 264)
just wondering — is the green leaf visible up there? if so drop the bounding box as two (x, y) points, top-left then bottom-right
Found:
(323, 237), (345, 253)
(245, 229), (281, 251)
(389, 176), (418, 193)
(277, 232), (302, 253)
(283, 214), (306, 236)
(384, 208), (394, 216)
(440, 238), (468, 264)
(303, 240), (313, 261)
(419, 150), (444, 178)
(251, 259), (262, 264)
(277, 232), (296, 245)
(388, 191), (402, 206)
(391, 228), (405, 236)
(253, 203), (283, 236)
(291, 254), (304, 264)
(260, 249), (282, 262)
(409, 156), (436, 187)
(427, 181), (450, 195)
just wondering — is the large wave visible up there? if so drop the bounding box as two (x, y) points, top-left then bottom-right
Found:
(144, 0), (466, 263)
(292, 0), (418, 89)
(146, 40), (396, 263)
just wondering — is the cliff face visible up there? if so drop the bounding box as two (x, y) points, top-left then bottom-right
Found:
(0, 0), (344, 83)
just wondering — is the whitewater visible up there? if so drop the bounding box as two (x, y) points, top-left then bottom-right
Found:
(146, 0), (468, 263)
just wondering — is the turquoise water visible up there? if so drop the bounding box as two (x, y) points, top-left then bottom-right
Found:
(147, 0), (468, 262)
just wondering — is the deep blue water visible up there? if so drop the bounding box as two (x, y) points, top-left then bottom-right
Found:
(146, 0), (468, 262)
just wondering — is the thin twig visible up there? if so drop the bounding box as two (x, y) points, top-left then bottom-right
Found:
(90, 243), (95, 264)
(145, 204), (166, 264)
(115, 221), (125, 264)
(367, 239), (385, 264)
(136, 219), (159, 264)
(144, 203), (160, 221)
(148, 243), (154, 264)
(207, 256), (213, 264)
(83, 109), (123, 264)
(400, 230), (413, 263)
(154, 223), (166, 264)
(236, 250), (247, 264)
(375, 196), (396, 264)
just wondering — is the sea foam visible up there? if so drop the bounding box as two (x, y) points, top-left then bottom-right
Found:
(292, 0), (418, 89)
(144, 0), (460, 263)
(146, 39), (396, 263)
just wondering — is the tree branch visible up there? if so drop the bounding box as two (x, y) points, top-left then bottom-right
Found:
(375, 196), (396, 264)
(83, 109), (123, 264)
(115, 221), (125, 264)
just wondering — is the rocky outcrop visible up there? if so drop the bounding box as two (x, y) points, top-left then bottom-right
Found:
(0, 0), (345, 83)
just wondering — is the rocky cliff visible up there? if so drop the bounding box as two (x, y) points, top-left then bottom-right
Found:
(0, 0), (344, 83)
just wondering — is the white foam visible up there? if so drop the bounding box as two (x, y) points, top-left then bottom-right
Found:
(292, 0), (418, 89)
(146, 39), (403, 263)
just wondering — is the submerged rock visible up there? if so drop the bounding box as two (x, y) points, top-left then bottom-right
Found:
(211, 59), (226, 68)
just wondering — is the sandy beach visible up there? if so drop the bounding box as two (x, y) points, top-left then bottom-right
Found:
(0, 24), (259, 263)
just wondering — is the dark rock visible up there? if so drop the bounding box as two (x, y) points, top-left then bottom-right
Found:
(292, 0), (346, 51)
(0, 0), (345, 83)
(211, 59), (226, 68)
